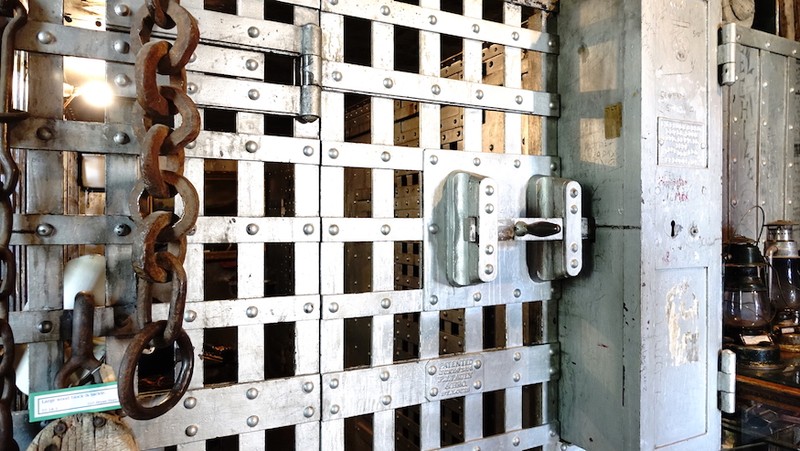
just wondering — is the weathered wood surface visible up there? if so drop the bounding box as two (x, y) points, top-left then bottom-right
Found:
(27, 413), (138, 451)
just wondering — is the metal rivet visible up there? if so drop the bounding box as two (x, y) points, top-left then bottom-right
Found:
(473, 380), (482, 390)
(185, 425), (198, 437)
(550, 163), (559, 172)
(381, 395), (392, 405)
(186, 141), (196, 149)
(114, 224), (131, 236)
(549, 102), (556, 109)
(329, 378), (339, 389)
(474, 447), (481, 451)
(473, 292), (482, 302)
(515, 95), (523, 104)
(330, 0), (338, 4)
(473, 157), (481, 166)
(184, 397), (197, 409)
(570, 187), (579, 198)
(550, 430), (557, 437)
(512, 31), (519, 41)
(430, 155), (438, 165)
(330, 404), (340, 414)
(248, 26), (260, 38)
(248, 89), (260, 100)
(473, 360), (482, 369)
(731, 199), (738, 207)
(303, 381), (314, 393)
(328, 224), (339, 235)
(381, 224), (391, 235)
(329, 302), (339, 313)
(36, 126), (54, 141)
(570, 259), (579, 268)
(114, 4), (131, 16)
(246, 306), (258, 318)
(303, 224), (315, 235)
(328, 148), (339, 159)
(485, 245), (494, 255)
(431, 84), (441, 95)
(184, 82), (197, 95)
(113, 132), (130, 145)
(246, 388), (259, 399)
(512, 436), (521, 446)
(475, 89), (484, 100)
(380, 370), (390, 381)
(429, 15), (437, 25)
(245, 140), (259, 153)
(513, 372), (521, 382)
(246, 59), (259, 71)
(37, 31), (55, 44)
(303, 406), (315, 418)
(383, 78), (394, 89)
(381, 298), (391, 309)
(484, 264), (494, 275)
(304, 303), (314, 314)
(332, 71), (342, 82)
(246, 223), (259, 235)
(381, 151), (391, 162)
(570, 205), (578, 214)
(484, 204), (494, 214)
(36, 223), (54, 237)
(570, 243), (578, 253)
(763, 121), (768, 126)
(380, 5), (390, 15)
(548, 40), (555, 47)
(185, 310), (197, 322)
(485, 185), (494, 195)
(37, 321), (53, 333)
(246, 415), (259, 427)
(303, 146), (314, 156)
(429, 295), (438, 305)
(472, 24), (480, 33)
(114, 74), (130, 87)
(560, 444), (568, 451)
(188, 53), (197, 64)
(514, 351), (521, 361)
(429, 388), (439, 397)
(113, 40), (129, 54)
(513, 289), (521, 298)
(514, 159), (521, 168)
(428, 224), (439, 234)
(428, 366), (437, 375)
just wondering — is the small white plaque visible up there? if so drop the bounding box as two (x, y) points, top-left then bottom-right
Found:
(29, 382), (120, 422)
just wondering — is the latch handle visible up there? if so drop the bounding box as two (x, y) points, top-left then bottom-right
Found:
(514, 221), (561, 238)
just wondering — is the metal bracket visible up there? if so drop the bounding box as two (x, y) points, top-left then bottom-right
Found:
(299, 23), (321, 123)
(718, 23), (739, 86)
(527, 176), (582, 280)
(718, 349), (736, 414)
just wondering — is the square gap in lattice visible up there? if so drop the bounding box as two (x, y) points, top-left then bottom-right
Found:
(441, 396), (465, 446)
(204, 159), (237, 216)
(204, 0), (236, 15)
(265, 425), (296, 450)
(204, 108), (237, 132)
(266, 163), (296, 217)
(203, 326), (238, 386)
(395, 171), (421, 218)
(136, 345), (177, 395)
(482, 0), (508, 23)
(264, 0), (294, 24)
(522, 383), (545, 428)
(394, 25), (419, 74)
(483, 305), (506, 350)
(395, 404), (421, 450)
(439, 309), (465, 356)
(344, 16), (372, 67)
(483, 389), (506, 437)
(264, 52), (299, 86)
(64, 57), (106, 122)
(394, 312), (419, 362)
(394, 241), (421, 290)
(345, 414), (374, 450)
(265, 243), (294, 295)
(344, 94), (371, 143)
(204, 243), (237, 300)
(265, 114), (296, 137)
(523, 301), (545, 345)
(265, 322), (296, 379)
(344, 242), (372, 293)
(345, 316), (372, 369)
(206, 433), (239, 450)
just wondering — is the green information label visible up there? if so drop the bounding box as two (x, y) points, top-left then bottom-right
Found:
(29, 382), (120, 422)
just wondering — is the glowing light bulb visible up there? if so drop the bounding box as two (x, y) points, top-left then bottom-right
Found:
(78, 80), (114, 108)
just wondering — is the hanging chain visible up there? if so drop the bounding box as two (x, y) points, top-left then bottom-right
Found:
(117, 0), (200, 421)
(0, 0), (25, 449)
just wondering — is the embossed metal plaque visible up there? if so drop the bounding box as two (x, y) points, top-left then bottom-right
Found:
(657, 118), (707, 168)
(425, 355), (485, 400)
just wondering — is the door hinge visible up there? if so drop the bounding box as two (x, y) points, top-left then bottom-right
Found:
(718, 23), (738, 86)
(299, 23), (321, 123)
(718, 349), (736, 414)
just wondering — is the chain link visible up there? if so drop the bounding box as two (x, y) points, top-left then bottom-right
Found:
(118, 0), (200, 421)
(0, 1), (25, 448)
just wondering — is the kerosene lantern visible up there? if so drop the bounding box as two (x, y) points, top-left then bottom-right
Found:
(764, 221), (800, 351)
(723, 237), (780, 367)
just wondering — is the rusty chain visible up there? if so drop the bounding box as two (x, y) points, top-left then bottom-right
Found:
(117, 0), (200, 421)
(0, 1), (26, 449)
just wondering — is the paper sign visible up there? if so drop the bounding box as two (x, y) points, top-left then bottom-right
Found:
(29, 382), (120, 422)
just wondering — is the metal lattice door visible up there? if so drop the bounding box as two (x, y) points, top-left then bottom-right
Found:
(10, 0), (569, 449)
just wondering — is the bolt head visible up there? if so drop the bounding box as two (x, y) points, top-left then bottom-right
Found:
(381, 224), (391, 235)
(429, 295), (438, 305)
(184, 397), (197, 409)
(381, 395), (392, 405)
(185, 425), (198, 437)
(332, 71), (342, 82)
(246, 223), (259, 235)
(328, 148), (339, 159)
(431, 84), (441, 95)
(329, 378), (339, 389)
(427, 365), (437, 375)
(330, 404), (340, 414)
(36, 127), (54, 141)
(429, 155), (438, 165)
(512, 31), (520, 41)
(515, 95), (523, 105)
(514, 159), (521, 168)
(380, 298), (391, 309)
(114, 4), (131, 16)
(37, 31), (55, 44)
(248, 26), (260, 38)
(303, 406), (315, 418)
(114, 224), (131, 236)
(380, 151), (391, 162)
(473, 380), (482, 390)
(328, 224), (340, 236)
(484, 264), (494, 275)
(304, 303), (314, 314)
(245, 140), (259, 153)
(302, 381), (314, 393)
(114, 74), (130, 87)
(328, 302), (339, 313)
(187, 82), (198, 94)
(184, 310), (197, 322)
(246, 388), (259, 399)
(37, 321), (53, 333)
(473, 157), (481, 166)
(245, 59), (259, 71)
(113, 132), (130, 145)
(303, 146), (314, 157)
(383, 78), (394, 89)
(429, 388), (439, 397)
(246, 415), (259, 427)
(473, 292), (482, 302)
(36, 223), (54, 237)
(513, 351), (521, 361)
(113, 40), (130, 54)
(513, 289), (521, 298)
(429, 15), (438, 25)
(248, 89), (260, 100)
(513, 372), (521, 382)
(303, 223), (315, 235)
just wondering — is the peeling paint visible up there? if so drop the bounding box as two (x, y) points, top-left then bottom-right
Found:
(666, 281), (699, 366)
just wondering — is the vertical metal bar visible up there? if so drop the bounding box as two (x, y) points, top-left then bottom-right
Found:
(295, 421), (321, 451)
(541, 12), (558, 157)
(322, 418), (345, 451)
(462, 0), (482, 152)
(503, 3), (522, 156)
(463, 304), (483, 442)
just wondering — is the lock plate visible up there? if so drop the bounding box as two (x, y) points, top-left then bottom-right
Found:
(424, 149), (559, 310)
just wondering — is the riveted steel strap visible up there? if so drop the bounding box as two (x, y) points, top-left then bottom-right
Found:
(118, 0), (200, 421)
(0, 1), (25, 449)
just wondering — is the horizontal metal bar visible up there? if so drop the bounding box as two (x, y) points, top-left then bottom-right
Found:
(11, 215), (135, 245)
(323, 61), (560, 116)
(125, 376), (321, 449)
(440, 424), (554, 451)
(17, 22), (265, 80)
(189, 217), (321, 243)
(155, 295), (320, 328)
(108, 63), (301, 116)
(10, 307), (115, 343)
(107, 0), (303, 54)
(322, 0), (559, 54)
(321, 344), (557, 420)
(321, 218), (423, 242)
(724, 22), (800, 59)
(321, 290), (423, 319)
(504, 0), (559, 12)
(10, 119), (320, 165)
(322, 141), (424, 170)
